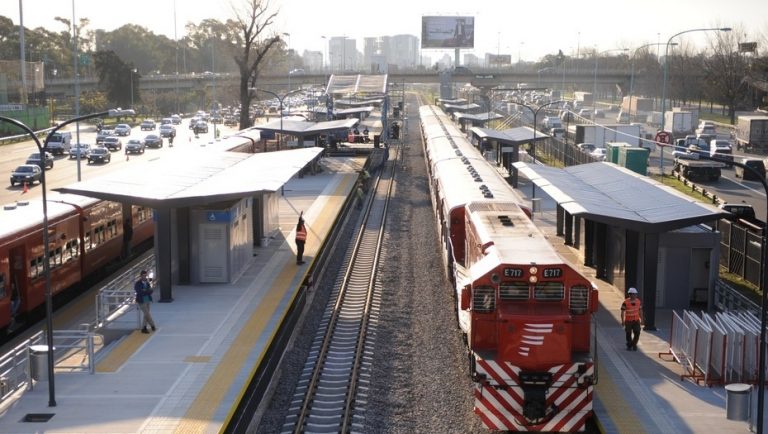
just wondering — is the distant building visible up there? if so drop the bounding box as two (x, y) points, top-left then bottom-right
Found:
(302, 50), (323, 72)
(363, 34), (420, 71)
(328, 37), (357, 72)
(463, 53), (481, 68)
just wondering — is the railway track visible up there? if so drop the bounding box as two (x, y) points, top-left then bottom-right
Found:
(283, 148), (398, 433)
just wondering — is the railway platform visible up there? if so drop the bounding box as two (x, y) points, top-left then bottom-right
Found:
(0, 156), (365, 433)
(514, 176), (752, 434)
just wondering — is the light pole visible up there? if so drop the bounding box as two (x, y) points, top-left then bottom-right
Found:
(593, 48), (628, 113)
(129, 68), (137, 109)
(0, 108), (133, 408)
(508, 99), (564, 199)
(283, 33), (291, 111)
(253, 88), (303, 150)
(658, 27), (731, 176)
(628, 43), (676, 120)
(321, 36), (328, 72)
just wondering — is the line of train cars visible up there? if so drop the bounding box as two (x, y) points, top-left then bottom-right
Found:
(0, 193), (154, 334)
(420, 104), (599, 432)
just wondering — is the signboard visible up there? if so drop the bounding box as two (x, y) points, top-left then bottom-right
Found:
(739, 42), (758, 53)
(421, 16), (475, 49)
(655, 131), (671, 144)
(488, 54), (511, 66)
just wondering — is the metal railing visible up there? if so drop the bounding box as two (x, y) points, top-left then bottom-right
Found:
(96, 255), (155, 329)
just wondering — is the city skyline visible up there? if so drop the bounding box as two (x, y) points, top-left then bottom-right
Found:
(1, 0), (767, 64)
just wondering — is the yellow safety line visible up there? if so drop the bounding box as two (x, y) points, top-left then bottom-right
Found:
(95, 330), (150, 372)
(594, 362), (647, 433)
(177, 173), (358, 433)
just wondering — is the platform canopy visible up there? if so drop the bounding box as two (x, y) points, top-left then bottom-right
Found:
(252, 118), (358, 135)
(513, 161), (728, 232)
(326, 74), (388, 95)
(471, 126), (549, 143)
(455, 112), (504, 123)
(54, 147), (324, 208)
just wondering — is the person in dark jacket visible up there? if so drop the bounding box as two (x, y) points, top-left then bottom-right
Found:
(134, 270), (157, 333)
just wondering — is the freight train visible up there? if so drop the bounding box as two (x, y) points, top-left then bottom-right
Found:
(420, 104), (599, 432)
(0, 192), (154, 334)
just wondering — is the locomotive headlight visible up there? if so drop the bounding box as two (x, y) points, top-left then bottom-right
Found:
(529, 266), (538, 275)
(529, 275), (538, 283)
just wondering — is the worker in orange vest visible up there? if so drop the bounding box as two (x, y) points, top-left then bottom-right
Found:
(620, 287), (645, 351)
(295, 212), (307, 265)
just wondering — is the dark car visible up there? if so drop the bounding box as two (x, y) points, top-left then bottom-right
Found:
(103, 136), (123, 151)
(194, 121), (209, 134)
(26, 152), (54, 170)
(10, 164), (42, 187)
(144, 134), (163, 148)
(125, 139), (145, 154)
(96, 129), (114, 145)
(140, 119), (156, 131)
(224, 116), (238, 126)
(87, 147), (112, 164)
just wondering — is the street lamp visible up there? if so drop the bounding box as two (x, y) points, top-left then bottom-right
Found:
(628, 43), (676, 120)
(0, 108), (134, 408)
(129, 68), (138, 109)
(252, 88), (304, 150)
(658, 27), (730, 176)
(593, 48), (628, 113)
(283, 33), (292, 111)
(507, 99), (564, 199)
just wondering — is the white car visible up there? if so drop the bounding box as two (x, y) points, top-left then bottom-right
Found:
(590, 148), (607, 161)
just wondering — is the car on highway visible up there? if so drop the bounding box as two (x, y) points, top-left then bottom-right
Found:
(577, 143), (596, 153)
(87, 147), (112, 164)
(160, 117), (173, 125)
(25, 152), (54, 170)
(170, 114), (182, 125)
(159, 124), (176, 138)
(709, 139), (734, 167)
(96, 129), (114, 145)
(114, 124), (132, 136)
(102, 136), (123, 151)
(719, 203), (760, 225)
(10, 164), (42, 187)
(125, 139), (146, 154)
(194, 121), (209, 133)
(224, 116), (238, 126)
(140, 119), (156, 131)
(590, 148), (607, 161)
(144, 134), (163, 148)
(69, 143), (91, 159)
(188, 116), (201, 129)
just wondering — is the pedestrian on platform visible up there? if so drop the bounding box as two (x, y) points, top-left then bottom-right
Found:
(363, 127), (370, 143)
(360, 169), (371, 192)
(134, 270), (157, 334)
(355, 183), (365, 210)
(620, 287), (644, 351)
(295, 212), (307, 265)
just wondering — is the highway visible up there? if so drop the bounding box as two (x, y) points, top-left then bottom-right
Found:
(1, 118), (241, 206)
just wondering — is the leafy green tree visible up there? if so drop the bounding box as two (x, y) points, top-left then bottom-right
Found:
(93, 50), (139, 108)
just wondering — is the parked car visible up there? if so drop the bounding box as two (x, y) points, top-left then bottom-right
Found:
(10, 164), (42, 187)
(114, 124), (132, 136)
(577, 143), (596, 153)
(69, 143), (91, 159)
(140, 119), (156, 131)
(125, 139), (146, 154)
(170, 114), (182, 125)
(159, 124), (176, 138)
(25, 152), (54, 170)
(102, 136), (123, 151)
(87, 147), (112, 164)
(144, 134), (163, 148)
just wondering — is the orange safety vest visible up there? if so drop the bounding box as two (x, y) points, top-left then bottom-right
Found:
(622, 297), (642, 322)
(296, 225), (307, 242)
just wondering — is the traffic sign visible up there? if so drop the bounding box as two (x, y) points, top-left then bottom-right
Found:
(655, 131), (671, 144)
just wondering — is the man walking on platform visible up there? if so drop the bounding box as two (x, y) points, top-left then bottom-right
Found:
(295, 212), (307, 265)
(134, 270), (157, 334)
(620, 287), (644, 351)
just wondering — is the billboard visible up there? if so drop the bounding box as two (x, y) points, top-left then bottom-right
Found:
(487, 54), (512, 66)
(421, 16), (475, 49)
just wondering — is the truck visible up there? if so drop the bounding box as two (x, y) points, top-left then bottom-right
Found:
(735, 115), (768, 153)
(664, 110), (695, 139)
(673, 153), (723, 181)
(573, 91), (593, 106)
(620, 96), (654, 115)
(572, 124), (642, 148)
(46, 131), (72, 155)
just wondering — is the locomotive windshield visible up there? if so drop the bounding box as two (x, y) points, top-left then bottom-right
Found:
(533, 282), (564, 301)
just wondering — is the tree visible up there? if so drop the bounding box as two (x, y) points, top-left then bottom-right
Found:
(229, 0), (281, 129)
(705, 28), (754, 122)
(93, 50), (139, 108)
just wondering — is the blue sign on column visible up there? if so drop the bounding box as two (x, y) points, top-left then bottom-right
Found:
(206, 211), (231, 223)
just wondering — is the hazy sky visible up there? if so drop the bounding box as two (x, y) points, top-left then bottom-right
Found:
(2, 0), (767, 62)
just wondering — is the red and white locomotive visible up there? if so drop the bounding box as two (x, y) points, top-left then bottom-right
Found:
(0, 192), (154, 333)
(420, 105), (598, 432)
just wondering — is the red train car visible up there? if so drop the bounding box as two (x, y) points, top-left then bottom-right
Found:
(0, 192), (153, 333)
(421, 105), (598, 432)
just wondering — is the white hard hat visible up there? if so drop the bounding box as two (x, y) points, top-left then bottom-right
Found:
(628, 287), (638, 294)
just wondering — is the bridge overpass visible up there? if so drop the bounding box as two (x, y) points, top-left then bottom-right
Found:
(39, 68), (631, 98)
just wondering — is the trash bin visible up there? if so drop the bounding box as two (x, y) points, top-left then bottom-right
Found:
(29, 345), (54, 382)
(725, 383), (751, 421)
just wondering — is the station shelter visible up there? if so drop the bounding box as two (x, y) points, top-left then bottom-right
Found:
(469, 126), (550, 186)
(514, 161), (728, 330)
(454, 112), (504, 132)
(56, 147), (323, 302)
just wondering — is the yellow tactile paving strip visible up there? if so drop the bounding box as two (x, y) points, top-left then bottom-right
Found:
(175, 173), (358, 433)
(95, 330), (151, 372)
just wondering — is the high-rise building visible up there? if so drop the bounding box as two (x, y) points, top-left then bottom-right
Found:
(328, 37), (357, 72)
(302, 50), (323, 72)
(363, 35), (419, 71)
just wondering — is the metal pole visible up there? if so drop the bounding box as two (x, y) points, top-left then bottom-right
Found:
(72, 0), (81, 182)
(19, 0), (27, 105)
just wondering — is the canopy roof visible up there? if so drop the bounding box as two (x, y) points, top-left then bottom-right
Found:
(326, 74), (388, 95)
(470, 126), (550, 143)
